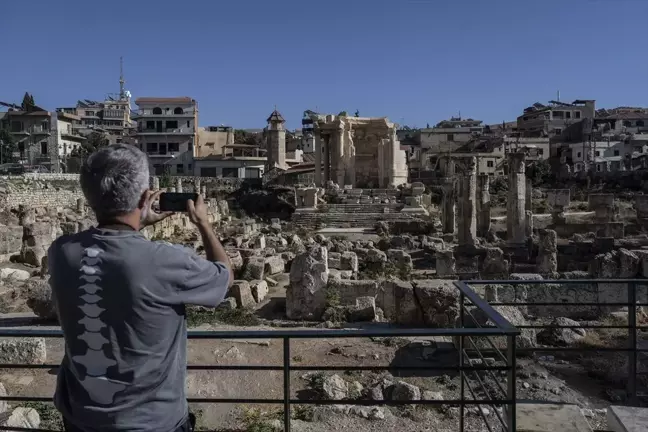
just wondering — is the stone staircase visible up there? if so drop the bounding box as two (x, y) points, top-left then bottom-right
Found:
(291, 203), (419, 228)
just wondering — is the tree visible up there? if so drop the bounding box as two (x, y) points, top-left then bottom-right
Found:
(71, 132), (110, 159)
(354, 110), (360, 117)
(21, 92), (35, 112)
(338, 111), (348, 117)
(0, 129), (17, 164)
(234, 129), (265, 147)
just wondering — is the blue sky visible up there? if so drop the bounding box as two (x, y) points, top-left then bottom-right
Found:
(1, 0), (647, 129)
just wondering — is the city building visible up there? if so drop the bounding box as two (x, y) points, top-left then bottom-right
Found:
(266, 109), (287, 171)
(419, 117), (484, 153)
(132, 97), (198, 175)
(195, 126), (234, 157)
(52, 111), (86, 172)
(193, 144), (303, 178)
(0, 103), (53, 167)
(517, 99), (596, 141)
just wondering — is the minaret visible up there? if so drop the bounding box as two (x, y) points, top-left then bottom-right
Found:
(266, 108), (286, 170)
(119, 57), (126, 101)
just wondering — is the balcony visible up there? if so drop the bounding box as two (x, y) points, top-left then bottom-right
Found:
(132, 109), (195, 119)
(102, 109), (125, 120)
(137, 127), (194, 135)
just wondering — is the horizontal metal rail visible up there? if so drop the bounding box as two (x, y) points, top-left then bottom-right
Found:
(0, 282), (517, 432)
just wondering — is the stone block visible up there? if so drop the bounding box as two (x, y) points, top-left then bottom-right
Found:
(230, 281), (255, 308)
(264, 255), (285, 275)
(607, 405), (648, 432)
(0, 407), (40, 429)
(0, 338), (47, 364)
(250, 280), (269, 303)
(435, 250), (456, 278)
(328, 252), (342, 269)
(514, 403), (592, 432)
(546, 189), (570, 209)
(286, 247), (329, 320)
(413, 280), (458, 327)
(253, 235), (266, 250)
(352, 296), (376, 322)
(340, 252), (358, 272)
(242, 256), (265, 280)
(393, 281), (423, 326)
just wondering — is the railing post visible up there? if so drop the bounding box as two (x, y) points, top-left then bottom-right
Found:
(628, 281), (638, 406)
(459, 291), (465, 432)
(283, 337), (291, 432)
(506, 334), (516, 431)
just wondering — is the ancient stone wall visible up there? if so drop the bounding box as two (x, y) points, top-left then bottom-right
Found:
(1, 189), (83, 210)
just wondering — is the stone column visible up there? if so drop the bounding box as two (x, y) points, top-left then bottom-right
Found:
(525, 210), (533, 238)
(194, 178), (201, 195)
(335, 126), (345, 186)
(476, 173), (491, 237)
(507, 152), (527, 247)
(323, 135), (330, 185)
(201, 185), (207, 198)
(441, 182), (456, 234)
(314, 132), (322, 186)
(537, 229), (558, 274)
(169, 187), (176, 193)
(175, 178), (183, 193)
(152, 176), (160, 190)
(457, 157), (477, 249)
(76, 198), (86, 216)
(525, 178), (533, 213)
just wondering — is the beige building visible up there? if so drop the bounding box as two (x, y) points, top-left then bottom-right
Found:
(195, 126), (234, 157)
(0, 107), (53, 167)
(133, 97), (197, 175)
(419, 117), (484, 152)
(52, 111), (86, 172)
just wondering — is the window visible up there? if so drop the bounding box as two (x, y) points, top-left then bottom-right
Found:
(166, 120), (178, 130)
(201, 167), (217, 177)
(10, 121), (22, 132)
(146, 143), (157, 153)
(222, 167), (238, 178)
(447, 133), (455, 142)
(575, 111), (581, 119)
(553, 111), (564, 119)
(168, 142), (179, 153)
(638, 120), (645, 127)
(595, 151), (600, 157)
(188, 164), (192, 172)
(146, 121), (155, 130)
(186, 120), (191, 128)
(153, 164), (163, 175)
(245, 168), (261, 178)
(176, 164), (184, 174)
(565, 111), (572, 119)
(159, 143), (167, 154)
(174, 107), (184, 115)
(87, 111), (95, 116)
(623, 121), (632, 127)
(40, 142), (48, 155)
(597, 164), (602, 172)
(152, 107), (162, 115)
(614, 150), (620, 156)
(554, 128), (562, 135)
(577, 152), (582, 158)
(538, 149), (544, 156)
(487, 160), (494, 168)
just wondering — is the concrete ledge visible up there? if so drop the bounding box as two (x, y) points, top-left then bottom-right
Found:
(608, 405), (648, 432)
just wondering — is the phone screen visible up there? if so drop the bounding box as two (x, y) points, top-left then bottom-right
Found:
(159, 192), (198, 212)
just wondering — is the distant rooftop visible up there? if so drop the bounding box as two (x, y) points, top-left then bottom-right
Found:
(135, 97), (195, 105)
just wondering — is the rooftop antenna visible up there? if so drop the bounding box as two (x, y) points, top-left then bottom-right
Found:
(557, 90), (560, 103)
(458, 110), (461, 119)
(119, 57), (126, 100)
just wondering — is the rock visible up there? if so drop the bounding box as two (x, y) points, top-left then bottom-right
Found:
(249, 280), (269, 303)
(386, 249), (413, 275)
(242, 256), (265, 280)
(349, 381), (364, 398)
(538, 317), (586, 346)
(340, 252), (358, 272)
(618, 248), (639, 277)
(0, 338), (46, 364)
(0, 407), (40, 429)
(391, 280), (424, 325)
(482, 247), (508, 277)
(24, 279), (57, 320)
(321, 374), (348, 400)
(368, 385), (384, 401)
(391, 381), (421, 401)
(328, 252), (342, 269)
(264, 255), (285, 275)
(0, 382), (7, 413)
(351, 296), (376, 322)
(286, 247), (329, 320)
(436, 250), (456, 277)
(227, 250), (244, 272)
(230, 281), (255, 309)
(216, 297), (237, 310)
(537, 230), (558, 274)
(348, 406), (385, 420)
(265, 277), (278, 287)
(413, 280), (458, 327)
(422, 391), (444, 401)
(0, 268), (31, 281)
(366, 248), (387, 263)
(465, 306), (536, 349)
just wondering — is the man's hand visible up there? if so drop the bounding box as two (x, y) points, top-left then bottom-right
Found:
(188, 194), (210, 228)
(141, 190), (173, 228)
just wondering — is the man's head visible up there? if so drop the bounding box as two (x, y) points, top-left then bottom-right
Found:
(80, 144), (150, 225)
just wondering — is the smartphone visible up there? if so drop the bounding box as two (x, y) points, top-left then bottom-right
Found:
(159, 192), (198, 212)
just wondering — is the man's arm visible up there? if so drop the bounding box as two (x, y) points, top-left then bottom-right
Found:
(188, 195), (233, 288)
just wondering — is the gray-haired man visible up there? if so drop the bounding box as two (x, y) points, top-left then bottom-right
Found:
(48, 144), (233, 432)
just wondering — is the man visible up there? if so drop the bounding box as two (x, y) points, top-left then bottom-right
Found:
(48, 144), (233, 432)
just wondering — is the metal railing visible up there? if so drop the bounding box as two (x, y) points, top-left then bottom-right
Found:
(461, 278), (648, 407)
(0, 282), (518, 432)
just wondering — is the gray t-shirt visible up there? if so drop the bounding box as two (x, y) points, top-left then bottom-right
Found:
(48, 226), (229, 432)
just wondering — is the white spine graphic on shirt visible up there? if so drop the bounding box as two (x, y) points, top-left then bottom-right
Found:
(72, 246), (126, 404)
